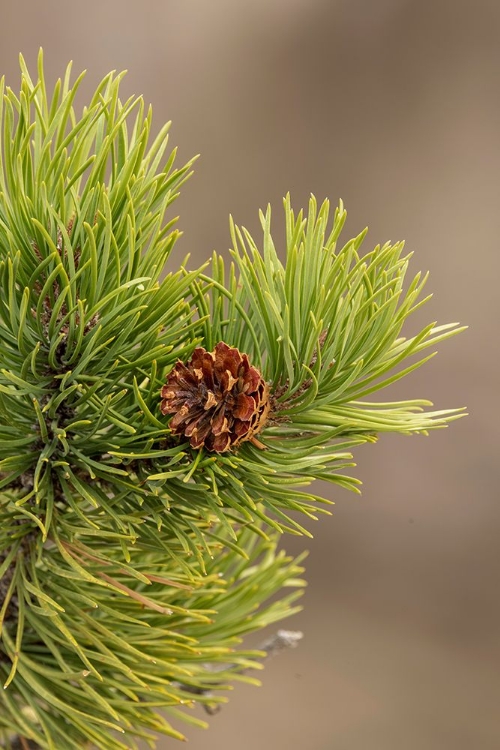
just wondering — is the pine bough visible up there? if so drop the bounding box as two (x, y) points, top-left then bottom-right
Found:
(0, 53), (465, 749)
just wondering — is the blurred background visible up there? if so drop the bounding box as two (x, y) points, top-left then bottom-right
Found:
(1, 1), (498, 748)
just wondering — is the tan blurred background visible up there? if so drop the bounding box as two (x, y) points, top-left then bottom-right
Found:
(1, 1), (499, 748)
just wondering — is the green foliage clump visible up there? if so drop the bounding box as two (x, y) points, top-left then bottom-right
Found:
(0, 52), (464, 749)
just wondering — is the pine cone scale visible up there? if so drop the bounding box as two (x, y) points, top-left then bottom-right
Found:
(204, 391), (218, 410)
(233, 393), (256, 420)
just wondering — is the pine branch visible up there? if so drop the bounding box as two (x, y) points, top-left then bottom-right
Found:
(0, 50), (465, 749)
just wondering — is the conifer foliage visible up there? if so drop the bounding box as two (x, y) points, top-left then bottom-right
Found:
(0, 53), (464, 749)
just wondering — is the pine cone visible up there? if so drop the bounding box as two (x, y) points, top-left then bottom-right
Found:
(160, 342), (270, 452)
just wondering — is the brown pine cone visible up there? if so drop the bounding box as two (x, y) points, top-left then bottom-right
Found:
(160, 342), (270, 453)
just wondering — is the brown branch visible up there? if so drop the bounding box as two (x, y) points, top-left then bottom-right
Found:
(1, 737), (42, 750)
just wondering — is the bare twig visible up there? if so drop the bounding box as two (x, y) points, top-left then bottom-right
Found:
(178, 629), (304, 715)
(257, 629), (304, 658)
